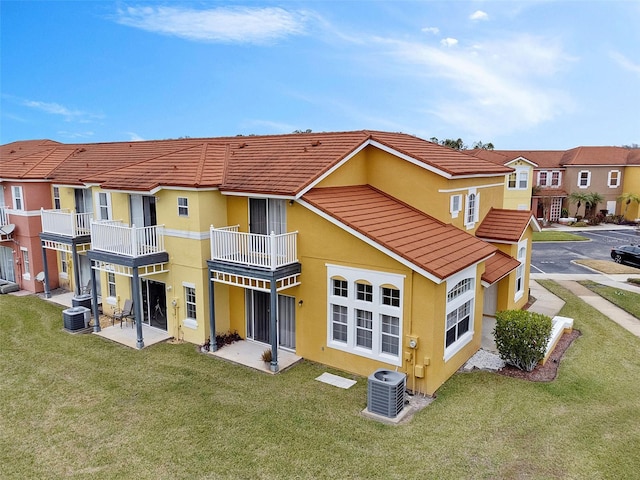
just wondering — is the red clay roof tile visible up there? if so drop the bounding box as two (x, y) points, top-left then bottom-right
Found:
(302, 185), (496, 280)
(475, 208), (538, 243)
(482, 250), (520, 284)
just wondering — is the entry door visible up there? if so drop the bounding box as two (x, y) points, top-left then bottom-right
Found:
(0, 246), (16, 282)
(141, 279), (167, 330)
(246, 290), (296, 349)
(483, 283), (498, 316)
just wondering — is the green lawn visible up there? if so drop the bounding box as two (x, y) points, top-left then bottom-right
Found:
(532, 231), (588, 242)
(578, 280), (640, 319)
(1, 290), (640, 479)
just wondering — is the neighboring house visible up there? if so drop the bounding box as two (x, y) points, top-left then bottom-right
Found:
(1, 131), (539, 395)
(475, 147), (640, 222)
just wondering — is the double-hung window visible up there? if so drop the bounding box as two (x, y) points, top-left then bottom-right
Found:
(107, 272), (116, 298)
(183, 282), (197, 329)
(21, 247), (30, 280)
(608, 170), (621, 188)
(515, 240), (527, 301)
(178, 197), (189, 217)
(327, 265), (404, 365)
(578, 170), (591, 188)
(53, 187), (61, 210)
(465, 189), (480, 229)
(444, 269), (476, 361)
(450, 194), (462, 219)
(95, 192), (112, 221)
(12, 186), (24, 210)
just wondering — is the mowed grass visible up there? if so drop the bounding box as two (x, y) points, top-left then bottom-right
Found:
(578, 280), (640, 319)
(1, 290), (640, 480)
(532, 231), (588, 242)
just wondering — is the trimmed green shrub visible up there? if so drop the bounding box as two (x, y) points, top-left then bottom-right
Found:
(494, 310), (553, 372)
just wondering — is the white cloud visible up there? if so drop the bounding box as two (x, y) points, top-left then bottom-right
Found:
(610, 51), (640, 77)
(470, 10), (489, 21)
(21, 99), (102, 123)
(125, 132), (146, 141)
(114, 5), (311, 44)
(373, 34), (575, 137)
(57, 130), (95, 139)
(421, 26), (440, 35)
(440, 37), (458, 47)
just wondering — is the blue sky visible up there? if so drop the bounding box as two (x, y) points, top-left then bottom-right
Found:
(1, 1), (639, 149)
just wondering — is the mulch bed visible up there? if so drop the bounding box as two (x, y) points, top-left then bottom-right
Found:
(496, 329), (581, 382)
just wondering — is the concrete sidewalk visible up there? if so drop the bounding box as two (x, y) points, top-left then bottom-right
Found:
(528, 274), (640, 338)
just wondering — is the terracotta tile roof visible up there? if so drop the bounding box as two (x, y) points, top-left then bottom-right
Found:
(475, 208), (539, 243)
(483, 146), (640, 169)
(479, 150), (567, 169)
(2, 131), (513, 193)
(482, 250), (520, 285)
(302, 185), (497, 281)
(560, 146), (633, 166)
(533, 187), (567, 197)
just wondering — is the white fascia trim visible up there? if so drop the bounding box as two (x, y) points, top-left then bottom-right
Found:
(570, 164), (626, 168)
(221, 191), (294, 200)
(299, 198), (444, 284)
(438, 182), (504, 193)
(477, 237), (517, 245)
(149, 185), (218, 195)
(367, 140), (453, 179)
(296, 141), (371, 198)
(163, 228), (210, 240)
(0, 178), (50, 183)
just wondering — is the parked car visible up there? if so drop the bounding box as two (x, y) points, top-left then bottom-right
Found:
(610, 245), (640, 267)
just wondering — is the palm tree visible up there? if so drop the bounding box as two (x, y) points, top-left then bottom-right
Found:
(568, 192), (589, 218)
(618, 192), (640, 219)
(584, 192), (604, 220)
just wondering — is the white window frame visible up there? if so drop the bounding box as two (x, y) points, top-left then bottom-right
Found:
(551, 171), (561, 187)
(12, 186), (24, 210)
(578, 170), (591, 189)
(60, 252), (68, 278)
(326, 265), (404, 366)
(450, 194), (462, 219)
(507, 168), (529, 190)
(95, 192), (112, 221)
(444, 267), (476, 362)
(21, 247), (30, 280)
(107, 271), (116, 298)
(537, 171), (548, 187)
(464, 189), (480, 229)
(518, 170), (528, 189)
(178, 197), (189, 217)
(607, 170), (621, 188)
(183, 282), (197, 329)
(515, 240), (527, 301)
(53, 187), (61, 210)
(537, 170), (562, 188)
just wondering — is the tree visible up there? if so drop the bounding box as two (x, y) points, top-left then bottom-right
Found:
(568, 192), (589, 218)
(618, 192), (640, 219)
(429, 137), (494, 150)
(584, 192), (604, 219)
(471, 140), (494, 150)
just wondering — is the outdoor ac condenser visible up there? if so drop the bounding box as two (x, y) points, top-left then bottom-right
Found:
(367, 369), (406, 418)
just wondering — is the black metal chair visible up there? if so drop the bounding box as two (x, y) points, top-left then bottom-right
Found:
(112, 299), (134, 328)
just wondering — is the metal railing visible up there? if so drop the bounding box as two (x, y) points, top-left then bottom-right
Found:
(41, 208), (92, 237)
(0, 206), (9, 227)
(210, 225), (298, 270)
(90, 221), (165, 257)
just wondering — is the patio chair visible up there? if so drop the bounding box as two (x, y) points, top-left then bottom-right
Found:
(81, 279), (92, 295)
(112, 299), (134, 328)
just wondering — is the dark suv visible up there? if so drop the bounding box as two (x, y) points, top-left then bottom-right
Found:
(610, 245), (640, 267)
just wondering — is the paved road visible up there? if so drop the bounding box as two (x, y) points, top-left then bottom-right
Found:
(531, 228), (640, 275)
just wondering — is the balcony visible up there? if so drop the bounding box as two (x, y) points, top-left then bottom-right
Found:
(1, 206), (9, 227)
(210, 225), (298, 271)
(90, 221), (165, 257)
(41, 208), (93, 237)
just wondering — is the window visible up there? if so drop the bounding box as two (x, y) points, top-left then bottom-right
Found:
(444, 268), (476, 361)
(507, 169), (529, 190)
(53, 187), (61, 210)
(333, 278), (348, 297)
(21, 248), (30, 279)
(327, 265), (404, 365)
(96, 192), (112, 221)
(515, 241), (527, 301)
(537, 171), (548, 186)
(537, 170), (562, 188)
(518, 171), (528, 189)
(608, 170), (621, 188)
(450, 194), (462, 219)
(508, 172), (517, 189)
(185, 286), (196, 320)
(12, 186), (23, 210)
(107, 272), (116, 297)
(60, 253), (68, 277)
(178, 197), (189, 217)
(551, 171), (561, 187)
(578, 170), (591, 188)
(465, 189), (479, 228)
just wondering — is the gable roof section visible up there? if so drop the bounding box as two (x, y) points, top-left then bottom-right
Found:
(0, 140), (70, 179)
(481, 250), (520, 285)
(560, 146), (633, 166)
(301, 185), (497, 282)
(476, 208), (540, 243)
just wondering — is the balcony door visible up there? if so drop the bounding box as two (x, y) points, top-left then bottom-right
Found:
(0, 246), (16, 282)
(249, 198), (286, 235)
(74, 188), (93, 214)
(245, 290), (296, 350)
(141, 278), (167, 330)
(130, 195), (157, 227)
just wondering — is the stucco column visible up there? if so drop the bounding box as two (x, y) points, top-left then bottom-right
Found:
(269, 279), (279, 372)
(132, 267), (144, 349)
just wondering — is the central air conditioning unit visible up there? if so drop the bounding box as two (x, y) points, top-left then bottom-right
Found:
(62, 306), (90, 331)
(367, 369), (406, 418)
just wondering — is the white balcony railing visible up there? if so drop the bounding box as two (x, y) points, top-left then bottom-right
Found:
(41, 208), (92, 237)
(0, 206), (9, 227)
(210, 225), (298, 270)
(90, 221), (165, 257)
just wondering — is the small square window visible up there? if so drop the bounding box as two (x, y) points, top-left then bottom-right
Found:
(356, 282), (373, 302)
(333, 279), (348, 297)
(381, 287), (400, 307)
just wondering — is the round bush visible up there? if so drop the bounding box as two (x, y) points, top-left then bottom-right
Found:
(493, 310), (552, 372)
